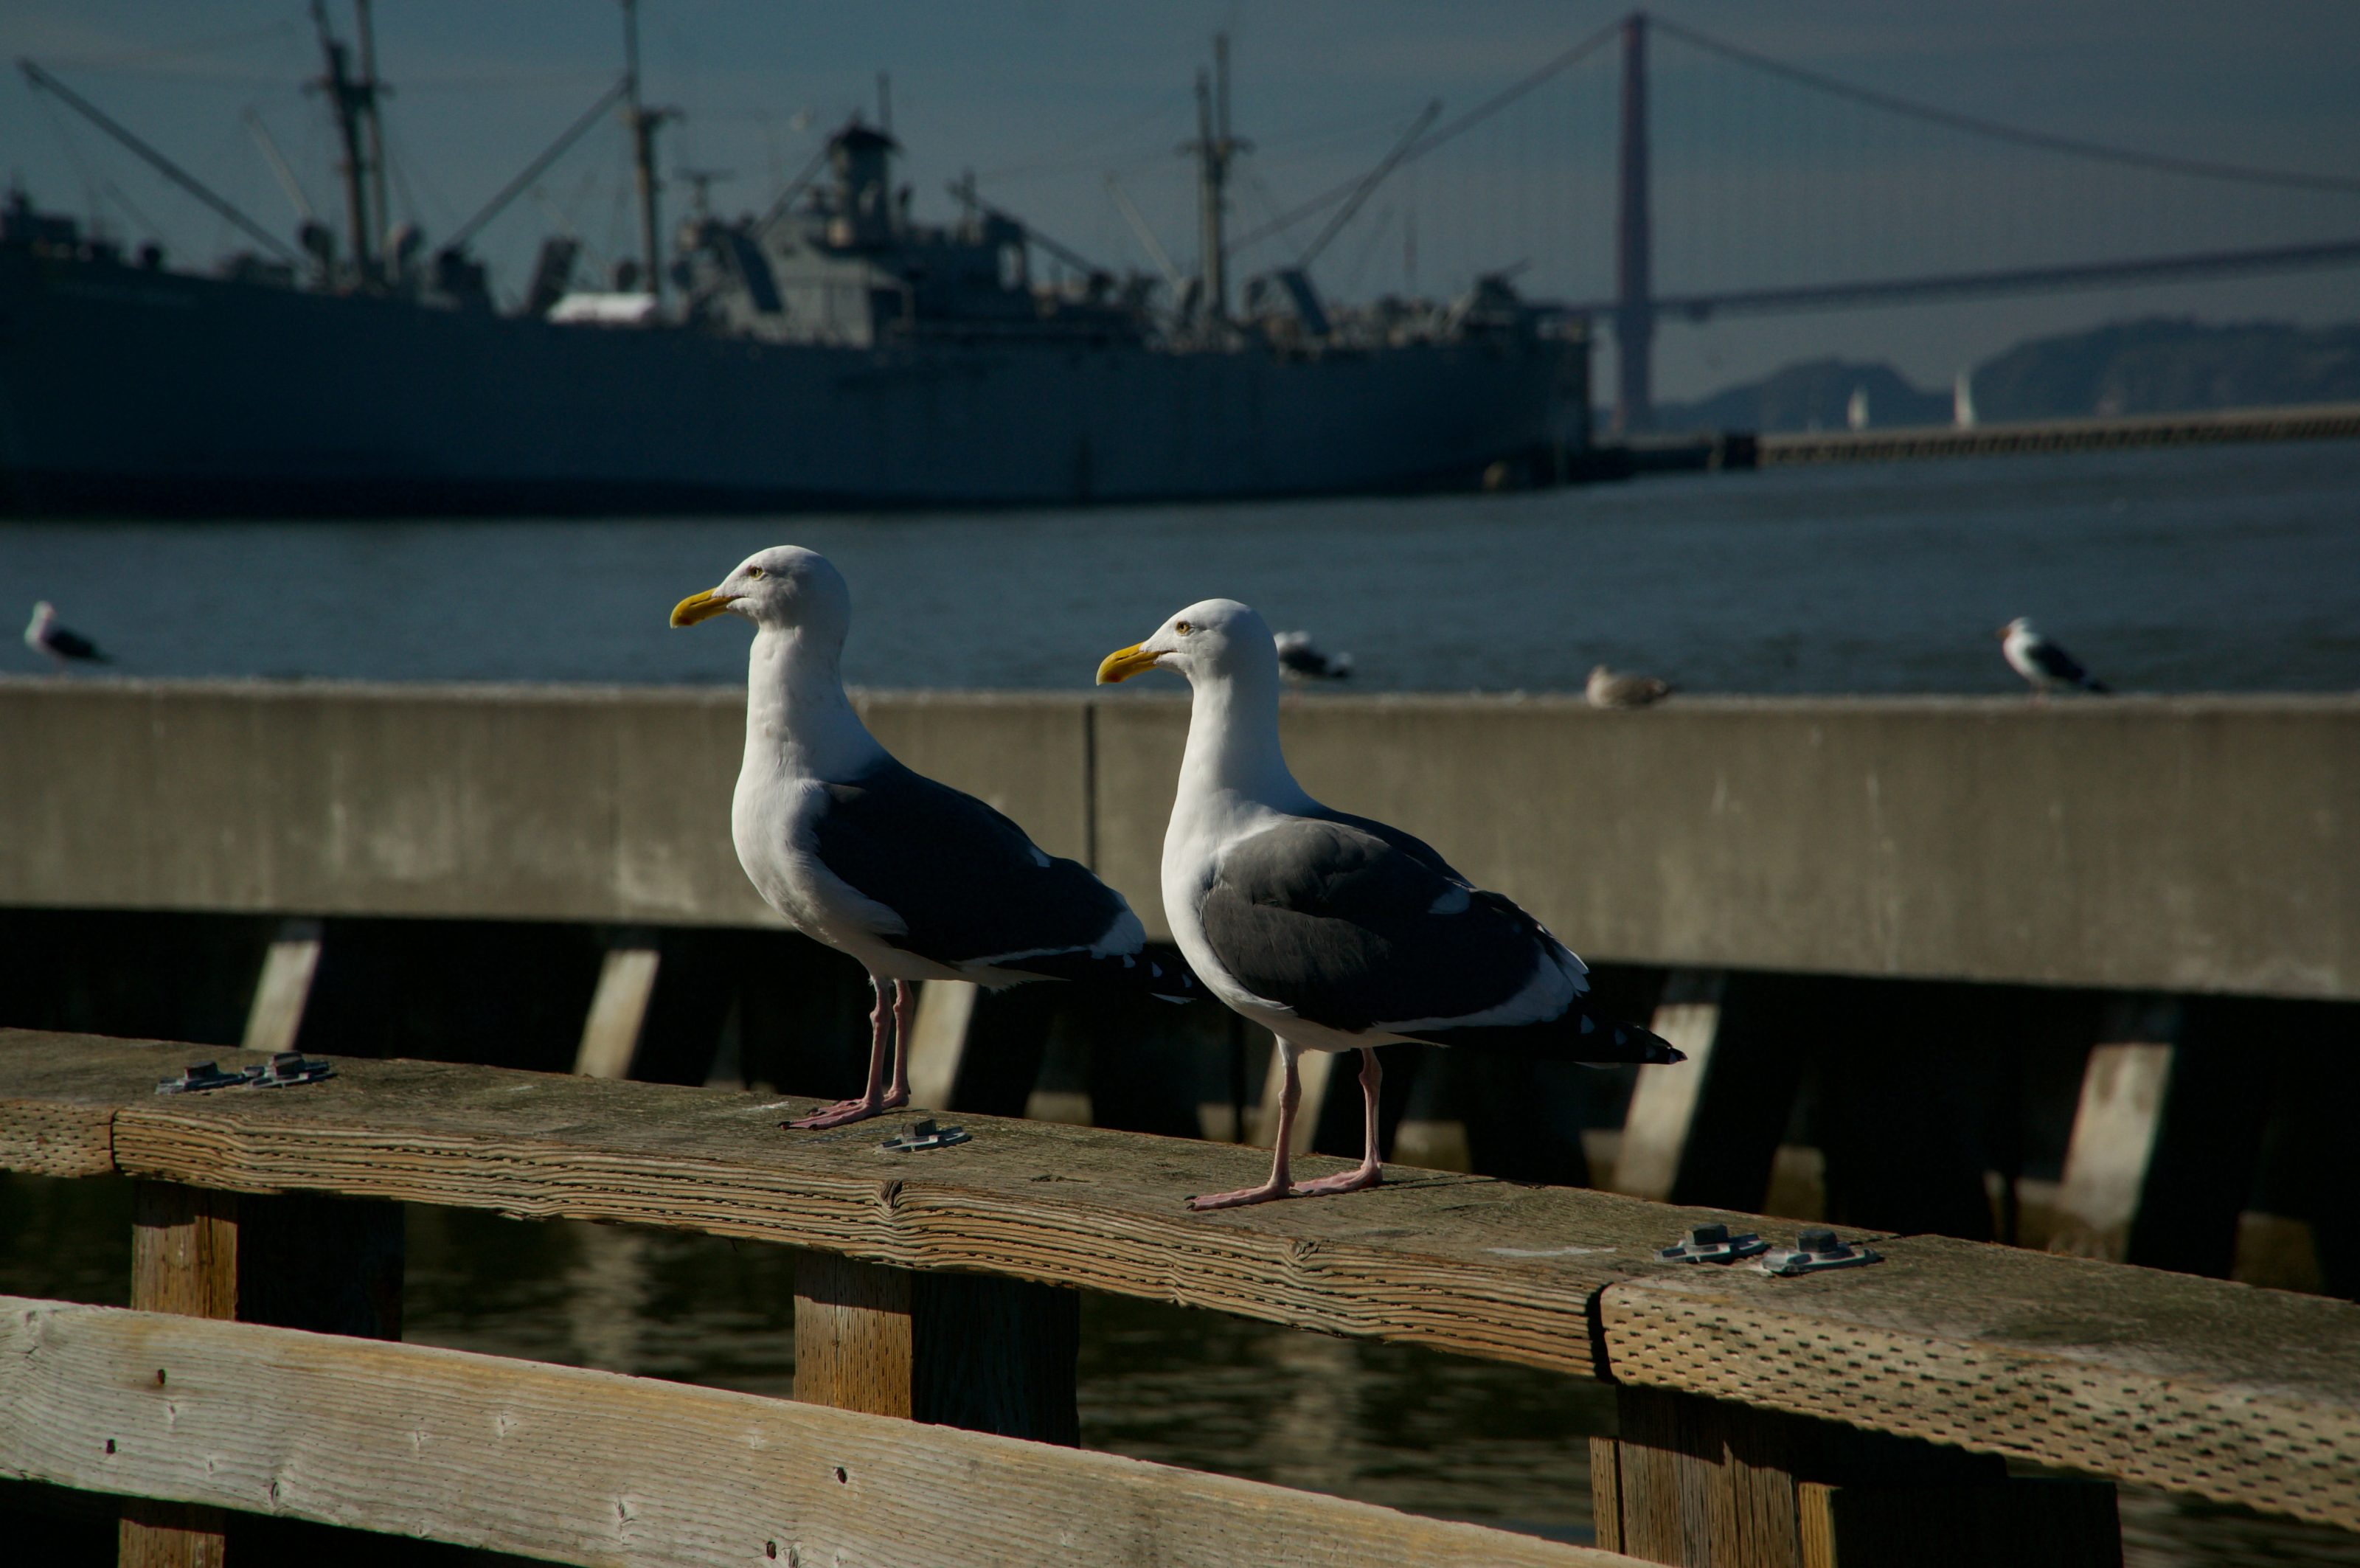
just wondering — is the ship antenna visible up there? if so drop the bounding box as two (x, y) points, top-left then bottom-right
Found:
(620, 0), (677, 305)
(1182, 33), (1251, 325)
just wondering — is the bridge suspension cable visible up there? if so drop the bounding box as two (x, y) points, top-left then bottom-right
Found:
(1651, 15), (2360, 199)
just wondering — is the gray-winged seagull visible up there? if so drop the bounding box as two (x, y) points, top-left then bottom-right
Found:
(24, 602), (108, 668)
(674, 546), (1193, 1128)
(1586, 663), (1672, 709)
(1098, 597), (1682, 1210)
(1999, 617), (2111, 696)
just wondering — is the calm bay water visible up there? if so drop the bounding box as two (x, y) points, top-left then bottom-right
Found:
(5, 442), (2359, 695)
(5, 445), (2359, 1561)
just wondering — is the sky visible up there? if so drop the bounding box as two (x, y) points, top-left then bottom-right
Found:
(6, 1), (2359, 401)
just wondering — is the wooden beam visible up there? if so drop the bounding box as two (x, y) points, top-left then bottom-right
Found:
(5, 1030), (2358, 1530)
(1, 1296), (1628, 1568)
(904, 980), (979, 1110)
(121, 1182), (237, 1568)
(1613, 973), (1804, 1212)
(794, 1252), (914, 1418)
(1795, 1479), (2120, 1568)
(576, 938), (662, 1079)
(795, 1253), (1080, 1444)
(239, 918), (322, 1055)
(1597, 1232), (2360, 1532)
(1600, 1386), (2039, 1568)
(2051, 1000), (2180, 1260)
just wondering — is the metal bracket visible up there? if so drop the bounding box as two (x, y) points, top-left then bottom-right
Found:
(1657, 1222), (1769, 1264)
(156, 1052), (335, 1095)
(156, 1061), (253, 1095)
(251, 1051), (335, 1088)
(1757, 1227), (1883, 1277)
(881, 1117), (971, 1153)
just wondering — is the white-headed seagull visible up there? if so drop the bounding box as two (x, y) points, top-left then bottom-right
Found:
(1999, 617), (2111, 697)
(24, 602), (108, 668)
(1098, 597), (1682, 1210)
(674, 547), (1193, 1128)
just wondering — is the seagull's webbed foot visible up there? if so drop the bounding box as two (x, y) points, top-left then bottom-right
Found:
(1288, 1160), (1384, 1198)
(784, 1086), (909, 1131)
(1186, 1178), (1294, 1211)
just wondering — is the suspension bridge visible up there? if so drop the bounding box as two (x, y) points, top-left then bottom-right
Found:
(1188, 10), (2360, 434)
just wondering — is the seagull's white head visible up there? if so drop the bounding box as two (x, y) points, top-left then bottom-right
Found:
(1096, 597), (1277, 687)
(28, 601), (55, 631)
(1998, 616), (2035, 642)
(670, 546), (851, 644)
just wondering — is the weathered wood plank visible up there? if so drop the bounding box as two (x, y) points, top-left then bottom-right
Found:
(6, 1030), (2358, 1531)
(0, 1296), (1630, 1568)
(1598, 1235), (2360, 1532)
(4, 1031), (1735, 1376)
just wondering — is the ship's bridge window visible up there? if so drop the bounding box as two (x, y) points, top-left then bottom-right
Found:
(999, 243), (1025, 291)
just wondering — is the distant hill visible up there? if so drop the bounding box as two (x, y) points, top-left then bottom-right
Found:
(1653, 358), (1951, 434)
(1971, 316), (2360, 422)
(1646, 316), (2360, 434)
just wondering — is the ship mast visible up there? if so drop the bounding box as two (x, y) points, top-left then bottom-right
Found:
(1185, 34), (1249, 324)
(310, 0), (381, 284)
(620, 0), (676, 303)
(355, 0), (390, 264)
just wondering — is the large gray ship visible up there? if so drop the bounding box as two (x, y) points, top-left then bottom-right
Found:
(1, 8), (1588, 517)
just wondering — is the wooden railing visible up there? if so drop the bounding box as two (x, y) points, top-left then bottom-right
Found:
(4, 1028), (2358, 1567)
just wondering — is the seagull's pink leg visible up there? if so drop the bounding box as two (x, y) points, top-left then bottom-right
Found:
(884, 979), (917, 1108)
(1187, 1041), (1302, 1210)
(786, 971), (901, 1129)
(1289, 1048), (1386, 1197)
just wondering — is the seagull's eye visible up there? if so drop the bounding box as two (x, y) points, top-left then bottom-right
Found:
(746, 566), (765, 580)
(1176, 620), (1193, 635)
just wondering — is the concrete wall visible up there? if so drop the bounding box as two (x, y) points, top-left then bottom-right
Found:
(3, 679), (2353, 1000)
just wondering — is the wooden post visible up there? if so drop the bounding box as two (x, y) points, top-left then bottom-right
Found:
(2051, 999), (2180, 1260)
(575, 934), (662, 1079)
(239, 918), (322, 1055)
(1595, 1385), (2115, 1568)
(1614, 972), (1805, 1212)
(905, 980), (979, 1110)
(120, 1184), (237, 1568)
(121, 1182), (403, 1567)
(794, 1252), (1078, 1445)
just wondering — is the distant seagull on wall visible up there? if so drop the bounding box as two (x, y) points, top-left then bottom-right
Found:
(1273, 629), (1353, 681)
(23, 602), (109, 669)
(1999, 618), (2110, 698)
(1586, 663), (1673, 709)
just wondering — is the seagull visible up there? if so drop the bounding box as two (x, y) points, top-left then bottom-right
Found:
(1999, 617), (2111, 697)
(1274, 630), (1353, 681)
(1586, 663), (1672, 709)
(1097, 597), (1682, 1210)
(24, 602), (108, 668)
(673, 546), (1194, 1128)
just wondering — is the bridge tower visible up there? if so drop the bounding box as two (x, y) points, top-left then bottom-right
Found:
(1614, 11), (1653, 434)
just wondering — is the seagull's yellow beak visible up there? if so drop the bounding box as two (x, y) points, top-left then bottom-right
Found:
(1096, 643), (1162, 684)
(670, 589), (737, 628)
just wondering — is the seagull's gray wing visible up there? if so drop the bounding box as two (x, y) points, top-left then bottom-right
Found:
(2029, 637), (2108, 692)
(811, 760), (1187, 992)
(1197, 811), (1676, 1063)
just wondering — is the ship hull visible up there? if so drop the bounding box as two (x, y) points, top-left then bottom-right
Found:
(0, 251), (1586, 516)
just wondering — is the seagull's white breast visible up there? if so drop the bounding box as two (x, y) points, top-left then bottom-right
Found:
(732, 763), (903, 957)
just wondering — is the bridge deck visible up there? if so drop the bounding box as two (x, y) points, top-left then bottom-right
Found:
(3, 1027), (2355, 1531)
